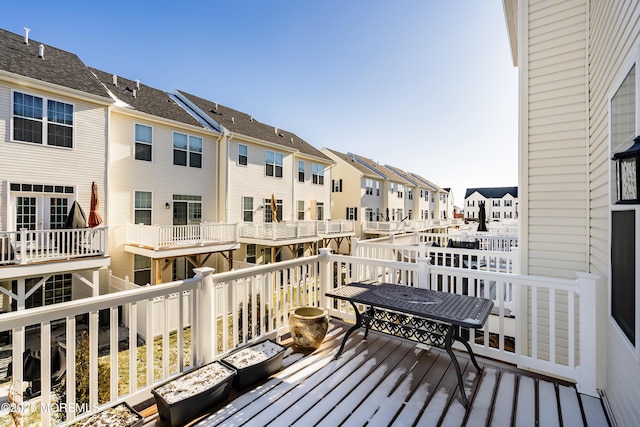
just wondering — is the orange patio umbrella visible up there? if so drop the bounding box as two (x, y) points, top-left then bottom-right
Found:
(88, 182), (103, 227)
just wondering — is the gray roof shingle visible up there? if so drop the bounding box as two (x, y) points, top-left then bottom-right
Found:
(465, 187), (518, 199)
(0, 28), (109, 99)
(176, 90), (332, 163)
(90, 68), (204, 128)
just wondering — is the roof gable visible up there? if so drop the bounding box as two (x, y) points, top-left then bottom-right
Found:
(323, 148), (383, 178)
(0, 28), (109, 99)
(465, 187), (518, 199)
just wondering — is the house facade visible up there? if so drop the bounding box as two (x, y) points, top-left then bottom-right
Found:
(175, 91), (336, 264)
(504, 0), (640, 423)
(0, 29), (112, 311)
(464, 187), (518, 222)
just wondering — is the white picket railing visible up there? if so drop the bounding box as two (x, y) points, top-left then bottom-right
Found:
(0, 228), (109, 266)
(125, 223), (238, 249)
(0, 249), (597, 426)
(238, 221), (318, 240)
(317, 219), (356, 235)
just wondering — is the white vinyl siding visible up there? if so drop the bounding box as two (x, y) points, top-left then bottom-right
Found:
(524, 0), (589, 278)
(588, 1), (640, 424)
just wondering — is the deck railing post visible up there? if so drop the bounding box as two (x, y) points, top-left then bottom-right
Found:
(417, 251), (430, 289)
(319, 248), (332, 308)
(351, 238), (359, 257)
(576, 272), (599, 397)
(195, 267), (216, 365)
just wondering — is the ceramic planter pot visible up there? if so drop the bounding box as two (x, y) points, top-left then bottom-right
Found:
(289, 306), (329, 350)
(151, 361), (236, 427)
(221, 339), (287, 389)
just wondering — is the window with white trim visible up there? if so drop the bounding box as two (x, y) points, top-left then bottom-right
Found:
(312, 163), (324, 185)
(134, 191), (152, 225)
(298, 160), (305, 182)
(316, 201), (324, 220)
(13, 91), (74, 148)
(173, 132), (202, 168)
(365, 179), (374, 195)
(238, 143), (248, 166)
(243, 197), (253, 222)
(297, 200), (305, 220)
(134, 255), (151, 285)
(265, 150), (283, 177)
(135, 123), (152, 161)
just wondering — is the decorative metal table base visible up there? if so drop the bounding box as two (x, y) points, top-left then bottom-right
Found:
(335, 302), (482, 406)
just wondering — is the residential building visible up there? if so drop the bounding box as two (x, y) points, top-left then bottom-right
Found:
(0, 28), (112, 311)
(89, 69), (237, 285)
(175, 91), (340, 264)
(464, 187), (518, 222)
(503, 0), (640, 423)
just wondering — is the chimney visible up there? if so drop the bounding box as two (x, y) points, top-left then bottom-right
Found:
(24, 27), (30, 45)
(112, 75), (118, 86)
(38, 44), (45, 59)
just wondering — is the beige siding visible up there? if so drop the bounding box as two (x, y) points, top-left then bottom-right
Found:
(108, 110), (217, 280)
(588, 1), (640, 425)
(523, 0), (588, 278)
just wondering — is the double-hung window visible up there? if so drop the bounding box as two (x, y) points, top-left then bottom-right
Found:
(238, 144), (248, 166)
(365, 179), (373, 195)
(173, 132), (202, 168)
(266, 150), (283, 177)
(312, 163), (324, 185)
(134, 191), (152, 225)
(297, 200), (305, 220)
(13, 92), (74, 148)
(298, 160), (305, 182)
(135, 124), (153, 161)
(242, 197), (254, 222)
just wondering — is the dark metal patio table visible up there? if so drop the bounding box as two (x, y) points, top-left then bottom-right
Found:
(327, 282), (494, 406)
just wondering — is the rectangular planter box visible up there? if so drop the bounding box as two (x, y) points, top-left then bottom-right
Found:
(221, 339), (287, 389)
(71, 402), (143, 427)
(151, 361), (236, 427)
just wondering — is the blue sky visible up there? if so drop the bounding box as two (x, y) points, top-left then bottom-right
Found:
(0, 1), (517, 205)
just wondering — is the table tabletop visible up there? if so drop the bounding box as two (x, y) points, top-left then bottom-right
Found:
(327, 282), (494, 329)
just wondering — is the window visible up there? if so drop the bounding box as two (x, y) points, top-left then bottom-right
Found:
(265, 198), (283, 222)
(173, 195), (202, 225)
(297, 200), (305, 220)
(312, 164), (324, 185)
(243, 197), (254, 222)
(298, 160), (305, 182)
(13, 92), (74, 148)
(135, 124), (152, 161)
(316, 202), (324, 220)
(332, 179), (343, 192)
(266, 150), (283, 177)
(134, 255), (151, 285)
(346, 207), (357, 220)
(238, 144), (248, 166)
(408, 189), (413, 200)
(365, 208), (373, 221)
(134, 191), (152, 224)
(246, 244), (256, 264)
(610, 63), (638, 346)
(12, 275), (72, 309)
(468, 200), (475, 207)
(493, 200), (501, 207)
(493, 211), (501, 219)
(365, 179), (374, 195)
(505, 200), (512, 207)
(173, 133), (202, 168)
(376, 181), (380, 196)
(397, 184), (404, 198)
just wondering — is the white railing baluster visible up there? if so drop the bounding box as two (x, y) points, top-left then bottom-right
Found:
(109, 306), (119, 401)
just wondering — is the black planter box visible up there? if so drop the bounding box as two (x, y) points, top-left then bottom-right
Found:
(71, 402), (143, 427)
(151, 362), (236, 427)
(221, 339), (286, 389)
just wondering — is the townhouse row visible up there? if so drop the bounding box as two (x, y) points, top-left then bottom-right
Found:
(0, 27), (454, 312)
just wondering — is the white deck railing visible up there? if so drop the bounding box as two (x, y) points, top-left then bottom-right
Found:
(125, 223), (238, 249)
(0, 228), (109, 266)
(0, 249), (597, 425)
(317, 219), (355, 236)
(239, 221), (318, 241)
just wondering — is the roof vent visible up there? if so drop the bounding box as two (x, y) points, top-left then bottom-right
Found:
(38, 44), (45, 59)
(135, 79), (140, 89)
(214, 102), (218, 110)
(112, 75), (117, 86)
(231, 117), (235, 123)
(290, 137), (294, 143)
(274, 127), (278, 134)
(23, 27), (30, 45)
(250, 115), (253, 122)
(132, 89), (137, 98)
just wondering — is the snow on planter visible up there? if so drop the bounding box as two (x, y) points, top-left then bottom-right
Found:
(221, 339), (286, 389)
(71, 402), (143, 427)
(151, 361), (236, 427)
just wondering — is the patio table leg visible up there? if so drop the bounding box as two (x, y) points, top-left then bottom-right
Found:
(334, 301), (362, 359)
(452, 327), (482, 372)
(444, 326), (470, 406)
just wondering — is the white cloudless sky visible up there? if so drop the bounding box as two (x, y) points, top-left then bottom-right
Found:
(0, 1), (518, 205)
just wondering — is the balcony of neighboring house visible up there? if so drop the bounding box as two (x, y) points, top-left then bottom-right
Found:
(0, 228), (110, 281)
(239, 220), (354, 247)
(363, 218), (461, 235)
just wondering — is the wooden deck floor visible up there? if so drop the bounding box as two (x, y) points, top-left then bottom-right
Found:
(141, 320), (611, 427)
